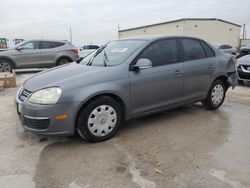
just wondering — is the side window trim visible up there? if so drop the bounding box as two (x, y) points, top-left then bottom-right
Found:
(200, 41), (215, 58)
(129, 38), (181, 70)
(179, 38), (209, 61)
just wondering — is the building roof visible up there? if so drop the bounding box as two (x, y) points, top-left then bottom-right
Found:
(119, 18), (241, 32)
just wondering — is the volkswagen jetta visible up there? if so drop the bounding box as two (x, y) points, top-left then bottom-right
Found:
(16, 36), (237, 142)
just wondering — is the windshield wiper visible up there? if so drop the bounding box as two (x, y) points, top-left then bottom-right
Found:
(87, 45), (107, 66)
(103, 50), (109, 67)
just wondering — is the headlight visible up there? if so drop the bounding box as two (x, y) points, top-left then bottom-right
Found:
(29, 87), (61, 104)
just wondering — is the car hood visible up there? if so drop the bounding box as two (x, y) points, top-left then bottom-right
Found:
(23, 63), (114, 92)
(238, 55), (250, 65)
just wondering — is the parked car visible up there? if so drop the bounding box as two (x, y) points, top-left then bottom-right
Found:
(236, 55), (250, 84)
(237, 45), (250, 58)
(78, 44), (99, 58)
(213, 43), (237, 55)
(16, 36), (237, 142)
(0, 40), (79, 72)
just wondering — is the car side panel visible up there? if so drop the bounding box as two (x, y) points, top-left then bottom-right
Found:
(129, 63), (183, 115)
(12, 49), (41, 68)
(182, 57), (217, 101)
(39, 48), (58, 66)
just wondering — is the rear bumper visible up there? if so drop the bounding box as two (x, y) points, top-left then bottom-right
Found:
(227, 71), (238, 89)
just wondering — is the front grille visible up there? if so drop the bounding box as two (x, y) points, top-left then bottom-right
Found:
(19, 89), (32, 102)
(238, 72), (250, 80)
(241, 65), (250, 71)
(24, 117), (50, 130)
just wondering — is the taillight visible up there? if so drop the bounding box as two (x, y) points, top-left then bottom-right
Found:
(71, 49), (78, 54)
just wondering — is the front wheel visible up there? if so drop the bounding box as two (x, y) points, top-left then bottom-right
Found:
(202, 80), (226, 110)
(0, 59), (12, 72)
(76, 96), (122, 142)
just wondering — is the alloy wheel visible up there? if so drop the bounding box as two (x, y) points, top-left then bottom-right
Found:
(0, 61), (11, 72)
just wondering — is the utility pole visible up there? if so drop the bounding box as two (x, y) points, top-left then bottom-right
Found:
(118, 24), (120, 39)
(242, 24), (246, 39)
(69, 27), (72, 43)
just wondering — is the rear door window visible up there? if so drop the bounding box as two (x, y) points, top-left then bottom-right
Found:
(39, 41), (64, 49)
(139, 39), (178, 67)
(201, 41), (215, 57)
(89, 45), (99, 50)
(181, 39), (206, 61)
(82, 45), (89, 50)
(223, 45), (232, 49)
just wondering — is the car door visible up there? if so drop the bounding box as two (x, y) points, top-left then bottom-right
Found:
(180, 38), (216, 102)
(14, 41), (40, 67)
(39, 41), (63, 67)
(129, 39), (183, 115)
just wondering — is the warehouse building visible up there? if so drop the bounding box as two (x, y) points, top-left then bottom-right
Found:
(119, 18), (241, 48)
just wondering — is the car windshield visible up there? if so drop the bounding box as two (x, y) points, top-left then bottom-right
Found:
(80, 40), (146, 66)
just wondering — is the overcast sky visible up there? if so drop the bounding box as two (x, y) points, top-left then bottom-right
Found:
(1, 0), (250, 46)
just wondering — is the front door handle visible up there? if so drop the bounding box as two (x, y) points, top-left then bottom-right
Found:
(174, 70), (183, 77)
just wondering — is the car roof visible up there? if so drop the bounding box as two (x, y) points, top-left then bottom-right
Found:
(213, 43), (232, 46)
(120, 35), (206, 42)
(25, 39), (68, 43)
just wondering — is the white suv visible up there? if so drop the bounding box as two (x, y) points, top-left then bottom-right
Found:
(78, 44), (99, 58)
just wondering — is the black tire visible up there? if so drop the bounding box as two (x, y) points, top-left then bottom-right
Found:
(76, 96), (122, 142)
(0, 59), (13, 72)
(202, 80), (226, 110)
(57, 58), (71, 66)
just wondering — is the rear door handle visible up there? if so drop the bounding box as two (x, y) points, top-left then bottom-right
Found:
(174, 70), (183, 76)
(209, 65), (215, 71)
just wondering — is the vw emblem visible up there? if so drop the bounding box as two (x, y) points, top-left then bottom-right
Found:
(247, 66), (250, 71)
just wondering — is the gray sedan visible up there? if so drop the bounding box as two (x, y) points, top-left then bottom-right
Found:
(16, 35), (237, 142)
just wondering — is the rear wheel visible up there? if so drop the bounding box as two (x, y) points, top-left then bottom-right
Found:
(76, 96), (122, 142)
(202, 80), (226, 110)
(0, 59), (12, 72)
(57, 58), (71, 66)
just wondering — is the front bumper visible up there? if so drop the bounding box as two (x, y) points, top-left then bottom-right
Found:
(16, 98), (81, 136)
(237, 65), (250, 82)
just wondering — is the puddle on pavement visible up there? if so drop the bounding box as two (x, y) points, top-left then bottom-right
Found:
(33, 103), (233, 188)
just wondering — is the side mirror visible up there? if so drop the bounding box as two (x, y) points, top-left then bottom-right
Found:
(75, 57), (83, 63)
(132, 58), (152, 71)
(16, 46), (23, 51)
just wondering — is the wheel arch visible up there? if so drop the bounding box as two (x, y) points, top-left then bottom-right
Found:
(0, 56), (17, 69)
(74, 92), (127, 131)
(56, 56), (73, 66)
(214, 75), (230, 90)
